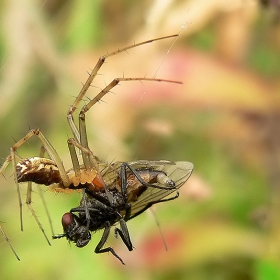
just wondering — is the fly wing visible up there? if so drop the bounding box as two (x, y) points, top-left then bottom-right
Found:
(128, 161), (193, 219)
(98, 160), (175, 188)
(97, 160), (193, 219)
(126, 160), (175, 168)
(97, 161), (122, 187)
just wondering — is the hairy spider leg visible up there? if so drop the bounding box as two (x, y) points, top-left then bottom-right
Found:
(57, 35), (184, 200)
(65, 34), (182, 181)
(0, 129), (70, 240)
(69, 76), (182, 191)
(26, 181), (51, 245)
(0, 132), (100, 247)
(19, 144), (56, 244)
(0, 224), (20, 261)
(67, 34), (179, 142)
(66, 137), (103, 190)
(32, 146), (55, 237)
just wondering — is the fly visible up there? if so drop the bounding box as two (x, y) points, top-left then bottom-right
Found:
(53, 161), (193, 264)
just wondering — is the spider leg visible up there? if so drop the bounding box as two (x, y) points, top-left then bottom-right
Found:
(75, 76), (181, 177)
(0, 224), (20, 261)
(67, 34), (179, 142)
(37, 146), (54, 236)
(67, 138), (98, 171)
(74, 77), (181, 172)
(0, 129), (70, 231)
(0, 154), (23, 231)
(80, 77), (181, 117)
(66, 35), (182, 185)
(26, 182), (51, 245)
(67, 138), (103, 193)
(67, 139), (81, 178)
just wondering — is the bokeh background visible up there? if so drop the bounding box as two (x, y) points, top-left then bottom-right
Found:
(1, 0), (280, 279)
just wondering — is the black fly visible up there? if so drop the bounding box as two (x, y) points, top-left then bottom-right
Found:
(53, 160), (193, 264)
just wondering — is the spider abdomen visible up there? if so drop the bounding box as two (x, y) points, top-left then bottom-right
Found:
(16, 157), (61, 186)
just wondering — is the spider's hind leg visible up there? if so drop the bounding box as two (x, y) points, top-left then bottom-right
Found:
(1, 129), (70, 238)
(25, 181), (51, 245)
(0, 224), (20, 261)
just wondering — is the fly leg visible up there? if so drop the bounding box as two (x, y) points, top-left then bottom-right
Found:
(114, 218), (133, 251)
(95, 221), (125, 265)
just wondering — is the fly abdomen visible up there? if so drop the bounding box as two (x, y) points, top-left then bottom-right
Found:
(139, 169), (175, 188)
(156, 172), (175, 188)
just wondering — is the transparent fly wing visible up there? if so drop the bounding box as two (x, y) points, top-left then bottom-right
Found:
(126, 160), (175, 168)
(97, 162), (123, 187)
(128, 161), (193, 219)
(96, 161), (193, 218)
(98, 160), (182, 189)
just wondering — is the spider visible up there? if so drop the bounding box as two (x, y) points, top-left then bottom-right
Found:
(0, 34), (187, 260)
(53, 160), (193, 264)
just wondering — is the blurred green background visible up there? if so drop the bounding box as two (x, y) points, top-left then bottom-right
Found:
(1, 0), (280, 279)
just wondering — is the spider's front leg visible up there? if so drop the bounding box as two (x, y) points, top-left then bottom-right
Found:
(65, 35), (181, 175)
(66, 34), (179, 143)
(72, 76), (181, 175)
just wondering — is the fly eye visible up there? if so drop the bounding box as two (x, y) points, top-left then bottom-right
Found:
(61, 212), (74, 230)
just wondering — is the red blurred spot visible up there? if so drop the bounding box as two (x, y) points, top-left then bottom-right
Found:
(141, 229), (184, 263)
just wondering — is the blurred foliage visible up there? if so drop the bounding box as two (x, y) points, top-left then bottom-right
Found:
(1, 0), (280, 279)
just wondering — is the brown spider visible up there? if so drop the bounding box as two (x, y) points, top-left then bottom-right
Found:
(0, 34), (186, 260)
